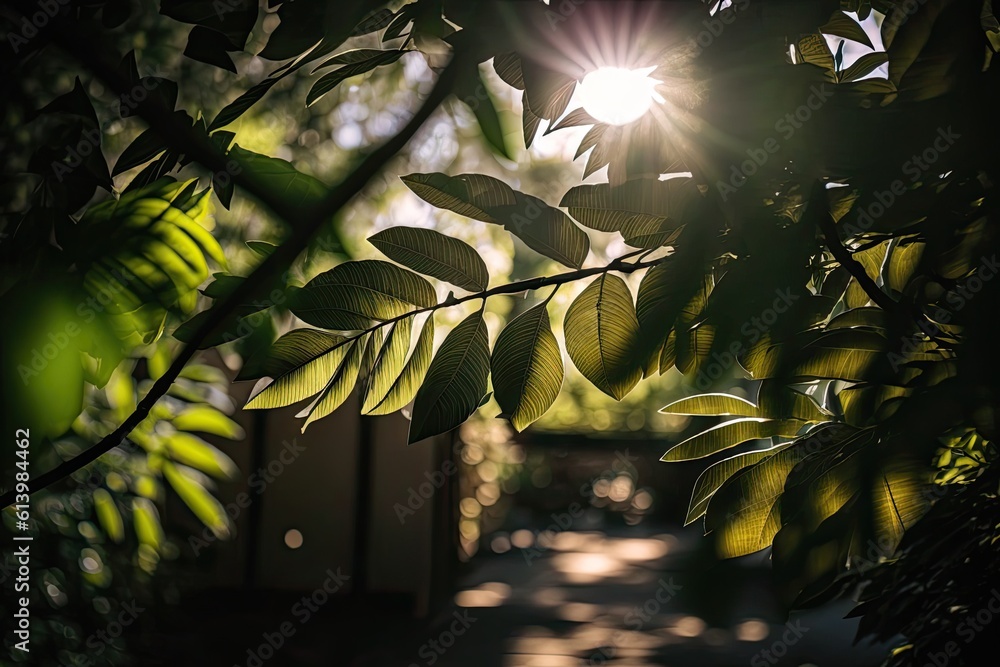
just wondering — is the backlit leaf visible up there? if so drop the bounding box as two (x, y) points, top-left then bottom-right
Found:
(409, 310), (490, 443)
(491, 302), (564, 431)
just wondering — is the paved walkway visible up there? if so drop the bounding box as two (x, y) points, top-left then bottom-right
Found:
(362, 526), (891, 667)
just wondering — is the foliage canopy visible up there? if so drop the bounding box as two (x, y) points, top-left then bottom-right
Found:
(3, 1), (1000, 664)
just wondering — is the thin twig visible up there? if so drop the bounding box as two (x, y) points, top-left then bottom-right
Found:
(815, 195), (902, 315)
(278, 253), (673, 364)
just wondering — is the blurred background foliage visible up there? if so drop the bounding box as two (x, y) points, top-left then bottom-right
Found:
(0, 2), (698, 664)
(3, 1), (1000, 666)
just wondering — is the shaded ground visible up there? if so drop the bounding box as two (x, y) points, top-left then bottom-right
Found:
(148, 524), (892, 666)
(359, 526), (890, 667)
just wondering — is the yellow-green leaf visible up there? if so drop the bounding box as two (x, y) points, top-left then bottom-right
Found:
(172, 406), (245, 439)
(163, 463), (229, 537)
(409, 310), (490, 443)
(93, 489), (124, 543)
(290, 260), (436, 330)
(661, 417), (805, 462)
(166, 432), (238, 479)
(362, 318), (413, 413)
(368, 314), (435, 416)
(300, 336), (365, 430)
(491, 302), (564, 431)
(245, 331), (351, 409)
(685, 444), (790, 526)
(369, 226), (488, 292)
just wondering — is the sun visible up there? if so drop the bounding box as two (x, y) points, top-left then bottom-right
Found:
(574, 66), (665, 126)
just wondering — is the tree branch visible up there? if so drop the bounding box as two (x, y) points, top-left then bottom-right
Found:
(816, 195), (902, 315)
(1, 22), (466, 508)
(292, 252), (672, 357)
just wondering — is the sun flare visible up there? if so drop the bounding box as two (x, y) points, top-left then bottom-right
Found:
(575, 66), (665, 126)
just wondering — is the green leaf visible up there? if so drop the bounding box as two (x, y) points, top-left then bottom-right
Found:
(227, 145), (327, 209)
(839, 51), (889, 83)
(839, 383), (910, 425)
(112, 125), (166, 176)
(456, 62), (513, 159)
(547, 107), (599, 133)
(239, 328), (345, 382)
(369, 226), (489, 291)
(821, 12), (875, 49)
(402, 173), (589, 268)
(93, 489), (125, 543)
(409, 310), (490, 443)
(844, 241), (889, 307)
(361, 318), (413, 413)
(352, 8), (396, 36)
(522, 92), (542, 148)
(209, 71), (289, 131)
(491, 303), (564, 431)
(564, 274), (642, 400)
(491, 191), (590, 268)
(685, 444), (790, 526)
(660, 417), (805, 462)
(300, 336), (365, 429)
(660, 393), (759, 416)
(132, 498), (164, 551)
(756, 382), (833, 422)
(402, 172), (515, 224)
(635, 260), (697, 367)
(826, 306), (887, 331)
(493, 52), (524, 89)
(246, 240), (278, 258)
(184, 25), (237, 72)
(706, 446), (805, 557)
(796, 33), (836, 71)
(313, 48), (401, 70)
(368, 314), (435, 415)
(307, 50), (407, 105)
(163, 462), (229, 537)
(704, 424), (850, 557)
(620, 215), (683, 249)
(520, 59), (577, 120)
(744, 329), (888, 381)
(887, 239), (923, 294)
(172, 405), (245, 439)
(166, 432), (238, 478)
(559, 178), (694, 234)
(676, 323), (716, 376)
(245, 331), (351, 409)
(290, 260), (436, 330)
